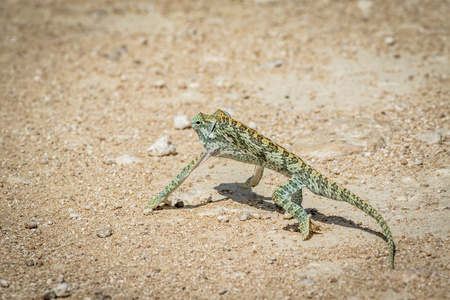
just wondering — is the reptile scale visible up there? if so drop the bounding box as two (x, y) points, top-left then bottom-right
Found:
(146, 109), (395, 269)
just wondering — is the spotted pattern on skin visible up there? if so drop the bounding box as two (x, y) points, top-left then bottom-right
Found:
(146, 109), (395, 269)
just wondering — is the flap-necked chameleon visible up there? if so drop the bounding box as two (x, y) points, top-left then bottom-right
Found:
(146, 109), (395, 269)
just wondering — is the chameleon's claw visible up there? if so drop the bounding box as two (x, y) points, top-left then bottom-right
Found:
(300, 214), (320, 240)
(243, 177), (254, 189)
(283, 212), (294, 219)
(309, 216), (321, 232)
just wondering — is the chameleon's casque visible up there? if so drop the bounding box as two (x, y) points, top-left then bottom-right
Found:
(147, 109), (395, 269)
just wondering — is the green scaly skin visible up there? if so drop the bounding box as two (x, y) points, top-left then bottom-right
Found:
(146, 109), (395, 269)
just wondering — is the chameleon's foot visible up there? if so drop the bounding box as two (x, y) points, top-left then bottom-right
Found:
(243, 166), (264, 189)
(243, 177), (254, 189)
(309, 216), (321, 232)
(283, 212), (294, 219)
(299, 214), (320, 240)
(145, 197), (171, 209)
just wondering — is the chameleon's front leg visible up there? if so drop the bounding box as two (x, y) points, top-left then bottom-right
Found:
(272, 177), (319, 240)
(146, 150), (212, 209)
(243, 165), (264, 189)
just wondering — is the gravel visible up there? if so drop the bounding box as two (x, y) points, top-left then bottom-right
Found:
(24, 221), (38, 229)
(173, 115), (191, 130)
(114, 154), (143, 165)
(53, 283), (71, 297)
(217, 215), (230, 223)
(147, 136), (177, 157)
(97, 227), (113, 238)
(0, 280), (9, 288)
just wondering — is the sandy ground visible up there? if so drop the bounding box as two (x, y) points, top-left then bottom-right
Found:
(1, 0), (449, 299)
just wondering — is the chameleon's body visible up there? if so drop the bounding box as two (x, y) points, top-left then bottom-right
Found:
(147, 109), (395, 268)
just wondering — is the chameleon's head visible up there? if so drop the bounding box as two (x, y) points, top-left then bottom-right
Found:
(191, 109), (231, 146)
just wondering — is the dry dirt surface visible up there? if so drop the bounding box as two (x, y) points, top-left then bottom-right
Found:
(1, 0), (449, 299)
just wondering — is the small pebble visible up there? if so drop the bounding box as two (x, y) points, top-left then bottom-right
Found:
(240, 211), (251, 221)
(107, 45), (127, 61)
(42, 290), (56, 300)
(147, 136), (177, 157)
(53, 283), (71, 297)
(261, 59), (284, 69)
(57, 274), (65, 283)
(69, 213), (81, 220)
(218, 288), (227, 295)
(251, 213), (261, 219)
(174, 200), (184, 208)
(357, 0), (373, 19)
(396, 195), (408, 202)
(114, 154), (142, 165)
(143, 208), (153, 215)
(25, 260), (35, 267)
(138, 38), (148, 45)
(97, 227), (113, 238)
(199, 194), (212, 204)
(173, 115), (191, 130)
(385, 36), (395, 46)
(417, 131), (442, 144)
(113, 204), (123, 210)
(25, 221), (38, 229)
(436, 169), (450, 177)
(0, 280), (9, 288)
(187, 82), (199, 89)
(218, 216), (229, 223)
(152, 80), (165, 88)
(414, 159), (423, 166)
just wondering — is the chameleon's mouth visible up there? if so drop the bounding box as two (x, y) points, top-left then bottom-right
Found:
(208, 121), (217, 137)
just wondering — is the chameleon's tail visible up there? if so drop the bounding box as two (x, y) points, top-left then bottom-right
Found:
(310, 172), (395, 269)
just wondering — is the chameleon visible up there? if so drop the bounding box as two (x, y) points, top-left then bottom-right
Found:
(146, 109), (395, 269)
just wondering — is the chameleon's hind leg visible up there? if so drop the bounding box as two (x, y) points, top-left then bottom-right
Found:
(289, 190), (320, 231)
(272, 178), (317, 240)
(291, 190), (302, 206)
(243, 166), (264, 189)
(283, 190), (303, 219)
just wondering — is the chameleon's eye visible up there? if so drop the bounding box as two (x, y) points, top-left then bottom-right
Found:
(195, 121), (201, 125)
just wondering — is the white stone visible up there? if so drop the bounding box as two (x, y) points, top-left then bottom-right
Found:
(69, 213), (81, 220)
(152, 80), (165, 88)
(436, 169), (450, 177)
(143, 208), (153, 215)
(199, 194), (212, 204)
(173, 115), (191, 130)
(385, 36), (395, 46)
(240, 211), (251, 221)
(0, 280), (9, 288)
(53, 283), (70, 297)
(396, 195), (408, 202)
(261, 59), (284, 69)
(114, 154), (143, 165)
(357, 0), (373, 19)
(97, 227), (113, 238)
(251, 213), (261, 219)
(147, 136), (176, 156)
(416, 131), (442, 144)
(218, 215), (229, 223)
